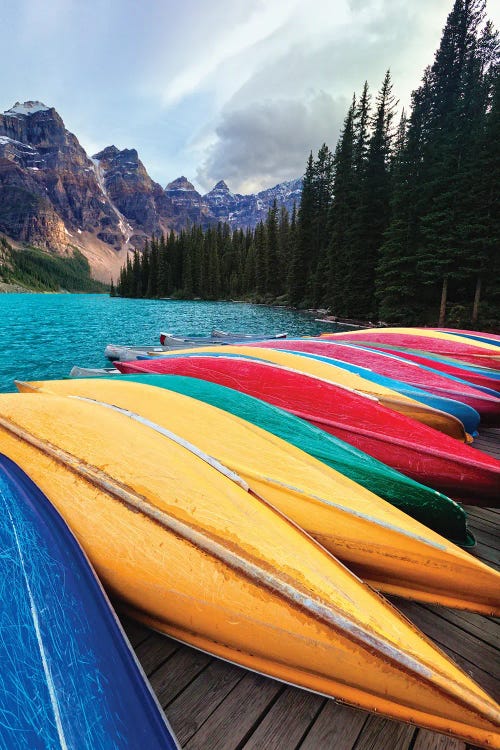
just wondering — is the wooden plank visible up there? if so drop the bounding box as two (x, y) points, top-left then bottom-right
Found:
(242, 687), (323, 749)
(167, 658), (246, 746)
(185, 672), (283, 750)
(150, 644), (212, 708)
(412, 728), (466, 749)
(470, 544), (500, 570)
(465, 509), (500, 528)
(352, 715), (414, 750)
(466, 527), (500, 551)
(135, 632), (180, 676)
(422, 605), (500, 650)
(299, 702), (367, 750)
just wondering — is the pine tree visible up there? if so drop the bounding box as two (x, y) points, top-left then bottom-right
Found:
(327, 97), (357, 315)
(288, 153), (315, 306)
(265, 200), (280, 297)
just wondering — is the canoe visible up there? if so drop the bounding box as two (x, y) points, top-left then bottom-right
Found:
(139, 345), (470, 441)
(115, 355), (500, 505)
(2, 394), (498, 746)
(435, 329), (500, 347)
(158, 331), (287, 346)
(105, 344), (175, 361)
(70, 365), (120, 377)
(244, 347), (481, 436)
(353, 344), (500, 393)
(249, 339), (500, 424)
(43, 372), (473, 546)
(320, 328), (500, 370)
(21, 376), (497, 614)
(0, 452), (179, 750)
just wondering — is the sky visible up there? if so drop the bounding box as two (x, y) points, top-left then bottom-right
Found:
(1, 0), (499, 194)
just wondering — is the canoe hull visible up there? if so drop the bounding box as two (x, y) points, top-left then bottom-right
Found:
(0, 453), (179, 750)
(116, 356), (500, 505)
(250, 339), (500, 424)
(321, 328), (500, 370)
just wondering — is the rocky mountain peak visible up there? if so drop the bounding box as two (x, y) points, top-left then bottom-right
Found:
(211, 180), (231, 193)
(165, 176), (196, 192)
(5, 101), (52, 117)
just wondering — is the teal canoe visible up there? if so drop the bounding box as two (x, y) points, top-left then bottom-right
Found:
(105, 373), (473, 547)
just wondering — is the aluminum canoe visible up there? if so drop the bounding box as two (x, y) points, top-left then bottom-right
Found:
(0, 453), (179, 750)
(2, 393), (499, 746)
(115, 354), (500, 505)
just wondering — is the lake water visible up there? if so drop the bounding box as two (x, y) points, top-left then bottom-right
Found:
(0, 294), (338, 392)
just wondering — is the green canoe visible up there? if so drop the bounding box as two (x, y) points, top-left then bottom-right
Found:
(106, 373), (473, 547)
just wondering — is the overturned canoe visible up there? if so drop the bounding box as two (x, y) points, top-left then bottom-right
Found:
(321, 328), (500, 370)
(249, 348), (481, 436)
(74, 372), (473, 546)
(355, 344), (500, 393)
(138, 345), (469, 441)
(20, 377), (497, 612)
(249, 339), (500, 424)
(116, 355), (500, 505)
(2, 393), (499, 746)
(0, 453), (179, 750)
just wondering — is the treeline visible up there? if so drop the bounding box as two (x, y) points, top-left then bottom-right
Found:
(115, 204), (297, 302)
(0, 237), (108, 292)
(286, 0), (498, 326)
(117, 0), (499, 328)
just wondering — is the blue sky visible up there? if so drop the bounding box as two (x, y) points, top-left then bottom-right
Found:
(1, 0), (498, 194)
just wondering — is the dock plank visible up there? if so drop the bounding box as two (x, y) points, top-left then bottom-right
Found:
(184, 672), (283, 750)
(299, 703), (367, 749)
(242, 687), (323, 749)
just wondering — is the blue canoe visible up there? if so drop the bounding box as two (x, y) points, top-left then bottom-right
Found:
(0, 453), (179, 750)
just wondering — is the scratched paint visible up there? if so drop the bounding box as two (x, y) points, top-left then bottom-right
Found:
(0, 454), (179, 750)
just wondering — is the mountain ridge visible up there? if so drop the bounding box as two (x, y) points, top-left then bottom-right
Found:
(0, 101), (302, 281)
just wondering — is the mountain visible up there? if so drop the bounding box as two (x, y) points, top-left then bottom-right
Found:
(0, 101), (302, 281)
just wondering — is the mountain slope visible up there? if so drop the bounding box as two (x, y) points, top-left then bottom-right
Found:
(0, 101), (302, 281)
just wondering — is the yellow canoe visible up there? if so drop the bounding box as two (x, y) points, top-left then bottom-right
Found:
(20, 377), (500, 617)
(145, 346), (468, 441)
(0, 391), (499, 748)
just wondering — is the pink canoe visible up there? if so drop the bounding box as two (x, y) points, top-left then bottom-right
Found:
(321, 328), (500, 370)
(246, 339), (500, 424)
(117, 355), (500, 506)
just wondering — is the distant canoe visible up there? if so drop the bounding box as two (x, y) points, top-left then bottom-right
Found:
(0, 453), (179, 750)
(115, 354), (500, 505)
(3, 393), (499, 745)
(247, 339), (500, 424)
(70, 365), (120, 377)
(320, 328), (500, 370)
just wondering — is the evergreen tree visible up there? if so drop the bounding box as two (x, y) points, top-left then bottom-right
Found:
(288, 153), (315, 306)
(265, 200), (280, 297)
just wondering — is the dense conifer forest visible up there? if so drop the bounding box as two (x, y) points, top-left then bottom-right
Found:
(116, 0), (499, 328)
(0, 237), (108, 292)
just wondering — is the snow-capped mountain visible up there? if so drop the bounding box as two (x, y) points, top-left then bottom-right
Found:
(0, 101), (302, 280)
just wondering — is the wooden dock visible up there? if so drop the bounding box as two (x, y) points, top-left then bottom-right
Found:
(121, 428), (500, 750)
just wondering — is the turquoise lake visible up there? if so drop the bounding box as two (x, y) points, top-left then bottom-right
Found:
(0, 294), (338, 392)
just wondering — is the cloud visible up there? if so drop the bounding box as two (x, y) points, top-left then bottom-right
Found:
(196, 92), (348, 193)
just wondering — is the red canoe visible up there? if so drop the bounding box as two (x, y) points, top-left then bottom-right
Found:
(117, 355), (500, 506)
(321, 329), (500, 370)
(357, 346), (500, 394)
(246, 339), (500, 424)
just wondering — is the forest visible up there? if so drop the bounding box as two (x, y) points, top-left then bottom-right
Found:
(116, 0), (499, 329)
(0, 238), (108, 293)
